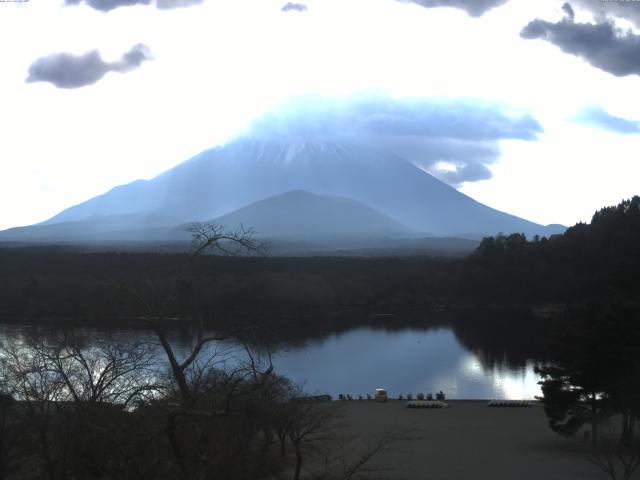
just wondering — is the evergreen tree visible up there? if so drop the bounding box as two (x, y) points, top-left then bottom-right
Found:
(537, 303), (640, 446)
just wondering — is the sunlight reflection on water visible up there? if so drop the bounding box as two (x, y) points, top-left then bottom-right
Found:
(269, 327), (542, 399)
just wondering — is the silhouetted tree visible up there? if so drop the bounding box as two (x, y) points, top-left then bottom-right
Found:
(537, 303), (640, 446)
(188, 221), (266, 258)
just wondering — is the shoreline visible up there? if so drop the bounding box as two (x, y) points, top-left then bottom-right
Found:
(332, 398), (542, 404)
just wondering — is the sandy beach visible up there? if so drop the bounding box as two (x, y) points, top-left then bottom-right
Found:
(333, 400), (603, 480)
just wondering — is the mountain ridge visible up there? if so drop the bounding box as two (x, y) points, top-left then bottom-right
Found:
(6, 137), (565, 244)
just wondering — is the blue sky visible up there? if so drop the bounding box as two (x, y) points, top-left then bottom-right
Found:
(0, 0), (639, 230)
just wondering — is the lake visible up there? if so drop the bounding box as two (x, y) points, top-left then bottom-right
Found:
(0, 322), (542, 400)
(270, 326), (541, 400)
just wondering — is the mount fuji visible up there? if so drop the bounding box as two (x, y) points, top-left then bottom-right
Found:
(0, 137), (564, 247)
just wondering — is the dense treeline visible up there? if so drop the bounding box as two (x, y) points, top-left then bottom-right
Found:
(1, 197), (638, 328)
(468, 196), (640, 302)
(0, 252), (461, 326)
(518, 198), (640, 477)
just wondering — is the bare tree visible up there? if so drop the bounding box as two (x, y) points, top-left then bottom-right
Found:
(120, 221), (268, 406)
(41, 335), (159, 408)
(0, 339), (67, 480)
(588, 420), (640, 480)
(188, 221), (266, 258)
(278, 399), (399, 480)
(115, 222), (277, 479)
(287, 403), (341, 480)
(0, 335), (164, 480)
(310, 429), (398, 480)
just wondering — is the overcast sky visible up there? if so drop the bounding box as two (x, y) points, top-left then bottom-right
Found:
(1, 0), (639, 230)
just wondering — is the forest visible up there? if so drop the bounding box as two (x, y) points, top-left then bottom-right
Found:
(1, 196), (638, 328)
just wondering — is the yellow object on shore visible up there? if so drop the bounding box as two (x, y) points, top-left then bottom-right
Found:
(374, 388), (388, 402)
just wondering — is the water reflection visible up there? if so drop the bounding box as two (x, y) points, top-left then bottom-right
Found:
(0, 323), (542, 399)
(270, 327), (541, 399)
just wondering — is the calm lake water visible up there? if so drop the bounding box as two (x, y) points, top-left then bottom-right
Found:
(0, 324), (542, 400)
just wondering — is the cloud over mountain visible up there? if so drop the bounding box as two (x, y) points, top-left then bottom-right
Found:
(26, 44), (151, 89)
(521, 5), (640, 77)
(245, 95), (542, 186)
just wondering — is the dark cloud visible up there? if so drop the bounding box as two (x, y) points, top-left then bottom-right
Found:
(382, 136), (501, 184)
(358, 100), (541, 141)
(26, 44), (151, 89)
(436, 161), (493, 185)
(520, 13), (640, 77)
(281, 2), (307, 12)
(401, 0), (640, 25)
(562, 2), (575, 21)
(573, 0), (640, 28)
(574, 106), (640, 134)
(64, 0), (202, 11)
(246, 96), (542, 186)
(398, 0), (508, 17)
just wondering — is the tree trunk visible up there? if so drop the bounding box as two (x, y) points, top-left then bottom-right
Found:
(0, 440), (5, 480)
(39, 425), (56, 480)
(622, 411), (630, 446)
(165, 413), (190, 480)
(279, 436), (287, 458)
(591, 392), (598, 447)
(261, 428), (273, 454)
(156, 331), (191, 404)
(293, 444), (303, 480)
(0, 421), (6, 480)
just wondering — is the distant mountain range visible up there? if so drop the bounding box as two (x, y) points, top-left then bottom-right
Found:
(0, 138), (564, 253)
